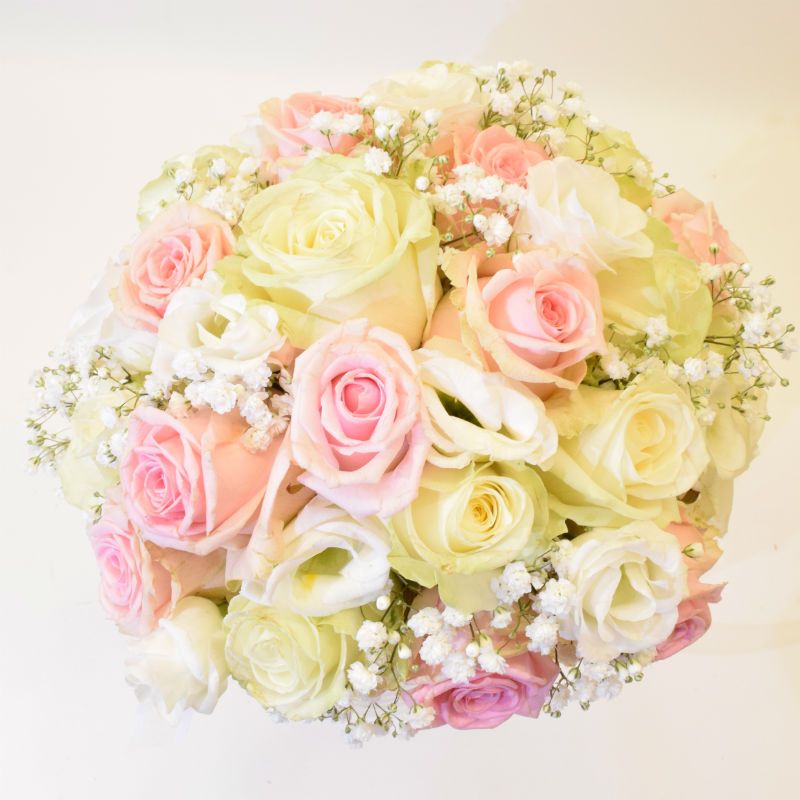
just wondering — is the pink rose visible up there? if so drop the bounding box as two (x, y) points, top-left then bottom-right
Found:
(120, 407), (279, 555)
(258, 93), (362, 177)
(447, 124), (548, 184)
(89, 499), (223, 636)
(411, 652), (558, 730)
(289, 319), (430, 518)
(657, 515), (725, 660)
(652, 189), (746, 266)
(117, 203), (235, 332)
(430, 247), (605, 395)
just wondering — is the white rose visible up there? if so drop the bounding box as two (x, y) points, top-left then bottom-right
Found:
(242, 498), (391, 616)
(151, 272), (288, 382)
(543, 372), (709, 527)
(125, 597), (229, 723)
(416, 338), (557, 468)
(364, 62), (481, 121)
(513, 157), (653, 270)
(557, 521), (687, 661)
(67, 264), (156, 373)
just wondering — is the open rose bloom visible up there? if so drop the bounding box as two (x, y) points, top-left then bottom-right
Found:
(27, 60), (792, 741)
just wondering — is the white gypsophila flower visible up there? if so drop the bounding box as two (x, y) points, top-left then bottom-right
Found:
(407, 606), (444, 637)
(333, 113), (363, 135)
(742, 313), (768, 345)
(174, 167), (195, 186)
(356, 621), (389, 653)
(405, 704), (436, 730)
(499, 182), (524, 209)
(585, 115), (606, 133)
(594, 676), (624, 701)
(415, 175), (430, 191)
(548, 682), (572, 713)
(143, 374), (171, 400)
(525, 614), (559, 655)
(240, 426), (273, 453)
(242, 363), (273, 391)
(682, 357), (708, 383)
(99, 405), (118, 429)
(537, 578), (576, 617)
(491, 561), (533, 605)
(238, 157), (259, 176)
(545, 126), (567, 147)
(239, 392), (270, 428)
(209, 158), (229, 179)
(397, 643), (412, 660)
(108, 429), (128, 460)
(203, 377), (240, 414)
(644, 315), (670, 349)
(374, 124), (390, 141)
(600, 346), (631, 381)
(631, 159), (650, 182)
(476, 175), (504, 202)
(472, 213), (488, 232)
(373, 106), (404, 134)
(363, 146), (392, 175)
(478, 645), (507, 674)
(491, 608), (513, 629)
(442, 607), (473, 628)
(309, 110), (335, 132)
(562, 96), (584, 115)
(481, 212), (513, 247)
(581, 661), (616, 682)
(737, 358), (763, 380)
(699, 262), (723, 282)
(490, 92), (515, 116)
(697, 405), (717, 427)
(347, 661), (380, 696)
(419, 629), (453, 665)
(422, 108), (442, 126)
(441, 651), (477, 684)
(536, 102), (558, 123)
(172, 350), (208, 381)
(705, 350), (725, 379)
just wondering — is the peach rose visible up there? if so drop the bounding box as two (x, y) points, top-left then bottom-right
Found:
(439, 124), (548, 185)
(258, 93), (362, 177)
(657, 514), (725, 660)
(430, 247), (605, 395)
(120, 407), (279, 555)
(289, 319), (430, 518)
(89, 499), (224, 636)
(116, 203), (234, 332)
(652, 189), (746, 266)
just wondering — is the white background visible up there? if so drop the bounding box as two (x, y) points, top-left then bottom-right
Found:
(1, 2), (799, 798)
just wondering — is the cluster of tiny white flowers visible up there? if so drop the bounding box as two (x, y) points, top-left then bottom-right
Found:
(308, 111), (363, 136)
(644, 315), (670, 350)
(490, 561), (533, 605)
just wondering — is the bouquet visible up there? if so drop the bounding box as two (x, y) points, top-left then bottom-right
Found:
(27, 61), (794, 742)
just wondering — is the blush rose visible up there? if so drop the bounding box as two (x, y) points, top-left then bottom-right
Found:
(289, 319), (430, 518)
(116, 203), (234, 332)
(120, 407), (279, 555)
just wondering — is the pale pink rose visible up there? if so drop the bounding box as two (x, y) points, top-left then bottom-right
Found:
(652, 189), (746, 265)
(258, 93), (362, 178)
(447, 124), (548, 184)
(410, 652), (558, 730)
(429, 247), (605, 395)
(89, 500), (224, 636)
(657, 515), (725, 660)
(289, 319), (430, 518)
(117, 203), (235, 332)
(120, 407), (280, 555)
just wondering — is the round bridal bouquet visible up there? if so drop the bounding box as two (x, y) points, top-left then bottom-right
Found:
(27, 61), (794, 742)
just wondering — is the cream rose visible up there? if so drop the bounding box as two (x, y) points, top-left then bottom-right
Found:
(598, 248), (712, 363)
(556, 522), (687, 661)
(240, 155), (440, 349)
(416, 338), (558, 468)
(390, 462), (553, 610)
(151, 272), (291, 383)
(242, 498), (391, 616)
(542, 373), (710, 527)
(364, 62), (482, 127)
(125, 597), (229, 723)
(704, 375), (767, 479)
(512, 157), (653, 270)
(223, 595), (355, 720)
